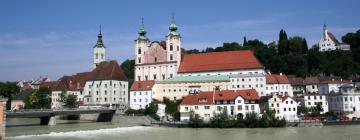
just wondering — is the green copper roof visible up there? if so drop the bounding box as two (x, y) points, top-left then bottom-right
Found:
(157, 75), (230, 84)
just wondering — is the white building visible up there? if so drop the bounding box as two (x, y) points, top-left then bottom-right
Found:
(299, 94), (329, 114)
(318, 79), (350, 94)
(179, 89), (260, 122)
(83, 60), (129, 109)
(129, 80), (155, 110)
(229, 73), (266, 96)
(265, 73), (293, 97)
(268, 95), (299, 121)
(319, 24), (350, 52)
(134, 18), (181, 81)
(328, 84), (360, 118)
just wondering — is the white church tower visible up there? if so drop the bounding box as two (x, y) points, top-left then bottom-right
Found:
(166, 15), (182, 67)
(135, 18), (150, 65)
(93, 26), (106, 68)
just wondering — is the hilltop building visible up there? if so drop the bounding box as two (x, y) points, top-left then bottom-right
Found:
(319, 24), (350, 52)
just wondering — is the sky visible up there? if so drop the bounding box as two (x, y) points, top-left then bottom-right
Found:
(0, 0), (359, 82)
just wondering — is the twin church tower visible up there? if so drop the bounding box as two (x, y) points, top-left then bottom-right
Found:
(93, 17), (182, 81)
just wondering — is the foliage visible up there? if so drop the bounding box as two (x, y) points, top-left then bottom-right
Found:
(24, 87), (51, 109)
(163, 97), (183, 120)
(64, 94), (78, 108)
(0, 82), (20, 110)
(210, 109), (235, 128)
(125, 102), (160, 121)
(189, 111), (204, 128)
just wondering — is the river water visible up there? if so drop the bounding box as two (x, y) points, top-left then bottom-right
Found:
(5, 118), (360, 140)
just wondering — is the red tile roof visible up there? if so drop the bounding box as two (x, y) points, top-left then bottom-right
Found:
(53, 60), (128, 91)
(40, 81), (59, 90)
(266, 74), (290, 84)
(178, 50), (263, 73)
(181, 89), (259, 105)
(327, 32), (339, 44)
(130, 80), (155, 91)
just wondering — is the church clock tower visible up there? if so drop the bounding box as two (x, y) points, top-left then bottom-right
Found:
(93, 26), (106, 68)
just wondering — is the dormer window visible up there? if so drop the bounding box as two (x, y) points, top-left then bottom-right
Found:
(198, 98), (208, 103)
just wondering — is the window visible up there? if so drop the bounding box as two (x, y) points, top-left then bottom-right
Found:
(238, 105), (242, 110)
(251, 105), (255, 110)
(138, 76), (141, 81)
(105, 84), (107, 88)
(138, 48), (141, 54)
(284, 108), (286, 111)
(238, 100), (242, 103)
(170, 74), (173, 78)
(185, 107), (189, 111)
(286, 101), (288, 104)
(195, 106), (199, 110)
(170, 54), (173, 61)
(101, 54), (104, 59)
(205, 106), (210, 109)
(145, 75), (148, 80)
(162, 74), (165, 80)
(138, 57), (141, 63)
(245, 105), (249, 110)
(170, 44), (173, 51)
(154, 57), (157, 62)
(134, 99), (136, 102)
(153, 74), (157, 80)
(104, 98), (107, 102)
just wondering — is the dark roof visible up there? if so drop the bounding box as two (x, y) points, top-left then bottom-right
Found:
(289, 77), (305, 86)
(90, 60), (127, 81)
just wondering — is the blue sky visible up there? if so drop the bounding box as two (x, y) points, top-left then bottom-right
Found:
(0, 0), (359, 81)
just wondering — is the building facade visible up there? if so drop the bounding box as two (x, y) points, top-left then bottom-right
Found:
(299, 94), (329, 114)
(134, 19), (181, 81)
(129, 80), (155, 109)
(328, 84), (360, 118)
(266, 73), (293, 97)
(179, 89), (260, 122)
(268, 95), (298, 121)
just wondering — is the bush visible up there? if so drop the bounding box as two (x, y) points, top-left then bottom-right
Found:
(189, 112), (204, 128)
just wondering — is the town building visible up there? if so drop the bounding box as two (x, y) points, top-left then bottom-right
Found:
(154, 75), (231, 101)
(319, 24), (350, 52)
(304, 76), (320, 94)
(134, 18), (181, 81)
(268, 95), (299, 121)
(299, 94), (329, 114)
(318, 78), (350, 94)
(289, 77), (305, 96)
(229, 73), (266, 96)
(129, 80), (155, 109)
(179, 89), (260, 122)
(83, 60), (128, 109)
(265, 73), (293, 97)
(328, 83), (360, 118)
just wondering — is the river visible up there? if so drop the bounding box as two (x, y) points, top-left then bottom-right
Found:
(5, 118), (360, 140)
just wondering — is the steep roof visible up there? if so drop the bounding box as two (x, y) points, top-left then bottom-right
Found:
(178, 50), (263, 73)
(130, 80), (155, 91)
(266, 74), (290, 84)
(53, 60), (127, 91)
(181, 89), (259, 105)
(90, 60), (127, 81)
(327, 32), (340, 45)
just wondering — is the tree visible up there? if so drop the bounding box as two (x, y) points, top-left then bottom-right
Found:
(244, 112), (259, 128)
(0, 82), (20, 110)
(64, 94), (77, 108)
(189, 112), (204, 128)
(302, 38), (308, 54)
(24, 87), (51, 109)
(278, 29), (289, 55)
(243, 36), (247, 46)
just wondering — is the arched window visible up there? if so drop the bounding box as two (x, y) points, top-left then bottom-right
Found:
(170, 44), (173, 51)
(138, 48), (141, 54)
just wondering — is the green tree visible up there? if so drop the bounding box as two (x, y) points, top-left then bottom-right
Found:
(0, 82), (20, 110)
(243, 36), (247, 46)
(64, 94), (77, 108)
(35, 87), (52, 109)
(189, 112), (204, 128)
(244, 112), (259, 128)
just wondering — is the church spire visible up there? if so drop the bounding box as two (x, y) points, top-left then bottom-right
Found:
(168, 13), (179, 36)
(94, 25), (105, 48)
(137, 17), (148, 41)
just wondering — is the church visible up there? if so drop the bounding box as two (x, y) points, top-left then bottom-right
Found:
(318, 24), (350, 52)
(134, 18), (182, 81)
